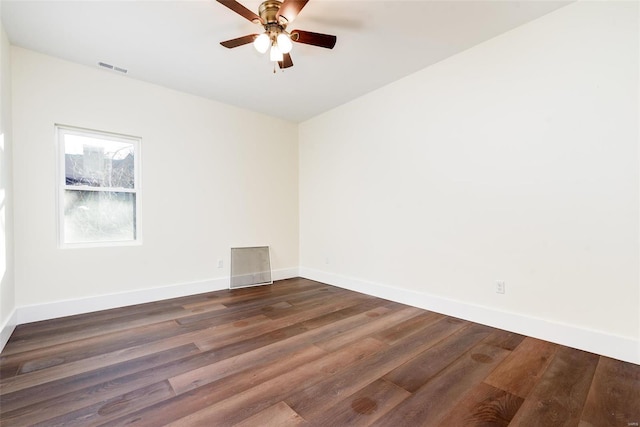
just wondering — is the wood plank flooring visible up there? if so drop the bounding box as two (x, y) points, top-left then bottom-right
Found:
(1, 277), (638, 426)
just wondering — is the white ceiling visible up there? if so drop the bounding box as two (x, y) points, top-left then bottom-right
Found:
(1, 0), (570, 122)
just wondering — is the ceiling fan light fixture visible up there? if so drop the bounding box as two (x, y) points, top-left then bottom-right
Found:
(269, 43), (283, 62)
(253, 33), (270, 53)
(277, 33), (293, 53)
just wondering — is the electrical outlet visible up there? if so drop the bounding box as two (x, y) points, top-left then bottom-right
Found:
(325, 257), (330, 265)
(496, 280), (506, 294)
(217, 259), (223, 269)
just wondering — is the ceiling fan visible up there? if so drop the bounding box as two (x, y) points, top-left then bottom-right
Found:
(217, 0), (337, 70)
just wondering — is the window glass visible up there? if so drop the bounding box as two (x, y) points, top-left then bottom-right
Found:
(64, 135), (135, 189)
(63, 190), (136, 243)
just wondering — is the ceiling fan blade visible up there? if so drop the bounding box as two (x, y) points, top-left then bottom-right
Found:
(220, 34), (258, 48)
(216, 0), (263, 24)
(276, 0), (309, 24)
(290, 30), (336, 49)
(278, 53), (294, 69)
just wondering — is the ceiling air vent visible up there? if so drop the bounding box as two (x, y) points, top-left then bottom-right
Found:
(98, 62), (128, 74)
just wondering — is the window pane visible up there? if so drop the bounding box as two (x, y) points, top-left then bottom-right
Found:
(64, 134), (135, 189)
(64, 190), (136, 243)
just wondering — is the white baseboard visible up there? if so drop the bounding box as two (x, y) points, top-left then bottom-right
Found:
(0, 309), (17, 353)
(299, 267), (639, 365)
(6, 266), (636, 365)
(15, 267), (299, 326)
(272, 268), (300, 281)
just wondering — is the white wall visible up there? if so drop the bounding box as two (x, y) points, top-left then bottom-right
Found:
(11, 48), (298, 315)
(299, 1), (639, 363)
(0, 17), (16, 350)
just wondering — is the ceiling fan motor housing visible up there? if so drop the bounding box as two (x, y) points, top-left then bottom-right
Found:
(259, 0), (287, 25)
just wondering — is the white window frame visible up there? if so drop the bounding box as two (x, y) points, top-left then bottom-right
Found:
(56, 124), (142, 248)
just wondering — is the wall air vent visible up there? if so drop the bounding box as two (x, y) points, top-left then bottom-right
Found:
(230, 246), (272, 289)
(98, 62), (128, 74)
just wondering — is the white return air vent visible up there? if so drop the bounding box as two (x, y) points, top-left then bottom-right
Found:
(230, 246), (272, 289)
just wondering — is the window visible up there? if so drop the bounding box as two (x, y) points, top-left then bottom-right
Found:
(57, 125), (141, 246)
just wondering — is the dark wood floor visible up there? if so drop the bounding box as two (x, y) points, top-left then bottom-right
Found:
(1, 278), (638, 426)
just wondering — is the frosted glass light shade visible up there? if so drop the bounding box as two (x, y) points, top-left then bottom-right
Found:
(270, 44), (283, 62)
(253, 33), (270, 53)
(277, 33), (293, 54)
